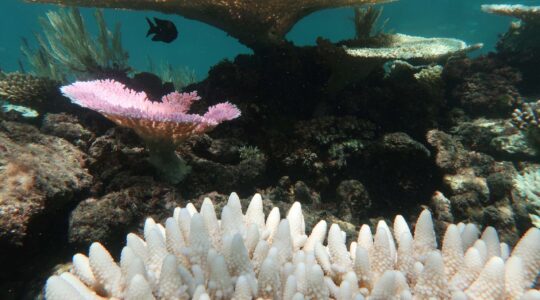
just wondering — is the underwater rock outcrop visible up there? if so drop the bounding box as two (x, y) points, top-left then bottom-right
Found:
(426, 129), (533, 243)
(25, 0), (392, 50)
(443, 56), (522, 118)
(482, 4), (540, 93)
(0, 121), (92, 247)
(44, 192), (540, 299)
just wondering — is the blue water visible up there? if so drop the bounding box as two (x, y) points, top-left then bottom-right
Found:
(0, 0), (535, 79)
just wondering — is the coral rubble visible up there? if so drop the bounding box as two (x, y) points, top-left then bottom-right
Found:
(45, 192), (540, 299)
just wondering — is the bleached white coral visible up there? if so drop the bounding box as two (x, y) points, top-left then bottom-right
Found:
(514, 167), (540, 227)
(45, 192), (540, 300)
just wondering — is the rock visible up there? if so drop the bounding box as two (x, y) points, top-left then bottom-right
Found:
(0, 121), (92, 247)
(180, 137), (267, 196)
(451, 118), (538, 159)
(41, 113), (94, 149)
(336, 179), (370, 222)
(68, 177), (177, 247)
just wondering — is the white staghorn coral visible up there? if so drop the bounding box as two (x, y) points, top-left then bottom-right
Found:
(45, 193), (540, 300)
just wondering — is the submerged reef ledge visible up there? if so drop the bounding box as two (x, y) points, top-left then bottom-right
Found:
(45, 192), (540, 300)
(24, 0), (393, 49)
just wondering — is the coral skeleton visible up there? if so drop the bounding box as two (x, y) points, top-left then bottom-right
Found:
(45, 192), (540, 299)
(61, 79), (240, 182)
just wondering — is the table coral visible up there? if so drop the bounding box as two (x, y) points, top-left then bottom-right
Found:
(61, 79), (240, 183)
(24, 0), (392, 50)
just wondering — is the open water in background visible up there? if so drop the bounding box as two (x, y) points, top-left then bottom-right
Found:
(0, 0), (538, 80)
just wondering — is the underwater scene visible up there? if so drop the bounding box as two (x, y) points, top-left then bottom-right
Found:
(0, 0), (539, 299)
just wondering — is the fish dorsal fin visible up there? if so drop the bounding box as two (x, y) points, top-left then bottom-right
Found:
(145, 17), (156, 36)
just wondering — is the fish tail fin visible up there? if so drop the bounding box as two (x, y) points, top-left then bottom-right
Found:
(146, 17), (155, 37)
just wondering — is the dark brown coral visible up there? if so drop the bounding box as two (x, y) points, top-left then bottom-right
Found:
(25, 0), (392, 50)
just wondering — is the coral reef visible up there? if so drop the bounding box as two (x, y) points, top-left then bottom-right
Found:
(451, 118), (538, 159)
(481, 5), (540, 25)
(512, 99), (540, 148)
(68, 177), (178, 247)
(0, 72), (65, 114)
(426, 129), (531, 243)
(25, 0), (392, 50)
(179, 137), (267, 196)
(482, 4), (540, 93)
(45, 192), (540, 299)
(443, 56), (522, 118)
(513, 166), (540, 228)
(344, 34), (481, 62)
(61, 79), (241, 183)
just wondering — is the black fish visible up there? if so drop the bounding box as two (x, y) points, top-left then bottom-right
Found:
(146, 17), (178, 43)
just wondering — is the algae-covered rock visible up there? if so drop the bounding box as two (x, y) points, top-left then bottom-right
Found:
(0, 121), (92, 247)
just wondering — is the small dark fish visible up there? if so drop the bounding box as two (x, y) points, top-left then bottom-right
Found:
(146, 17), (178, 43)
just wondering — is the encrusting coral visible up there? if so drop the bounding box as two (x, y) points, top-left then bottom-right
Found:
(0, 72), (59, 112)
(45, 192), (540, 299)
(24, 0), (392, 50)
(514, 167), (540, 228)
(512, 99), (540, 146)
(60, 79), (241, 183)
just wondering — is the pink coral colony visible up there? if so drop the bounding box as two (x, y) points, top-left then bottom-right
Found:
(61, 79), (241, 182)
(61, 79), (241, 144)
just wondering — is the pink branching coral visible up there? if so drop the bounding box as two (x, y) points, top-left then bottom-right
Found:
(61, 79), (240, 143)
(61, 79), (241, 182)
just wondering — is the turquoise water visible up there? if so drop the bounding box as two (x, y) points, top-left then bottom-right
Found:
(0, 0), (532, 79)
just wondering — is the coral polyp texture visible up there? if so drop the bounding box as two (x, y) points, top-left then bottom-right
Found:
(45, 193), (540, 300)
(512, 100), (540, 130)
(24, 0), (392, 49)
